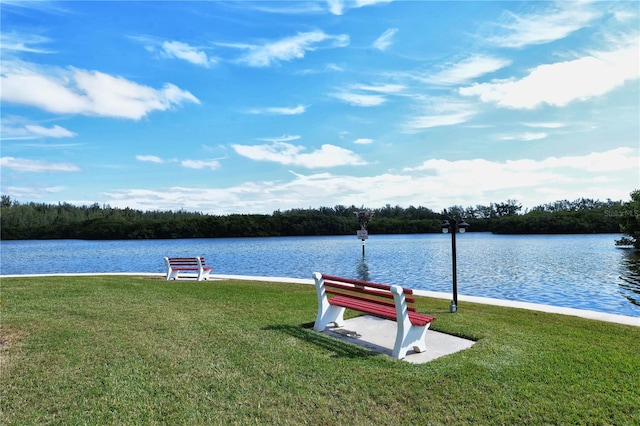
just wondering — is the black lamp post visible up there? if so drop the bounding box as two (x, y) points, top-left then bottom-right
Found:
(441, 216), (469, 313)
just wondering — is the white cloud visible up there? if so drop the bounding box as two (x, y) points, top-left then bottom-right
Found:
(248, 105), (307, 115)
(136, 155), (220, 169)
(231, 142), (366, 168)
(407, 147), (638, 174)
(331, 92), (386, 106)
(405, 112), (475, 130)
(326, 0), (344, 15)
(427, 55), (511, 85)
(24, 124), (76, 138)
(136, 155), (164, 163)
(499, 132), (548, 141)
(236, 31), (349, 67)
(257, 135), (301, 143)
(90, 144), (640, 216)
(0, 61), (200, 119)
(523, 122), (565, 129)
(537, 147), (639, 173)
(161, 41), (214, 67)
(331, 83), (403, 106)
(0, 156), (80, 172)
(488, 3), (600, 48)
(459, 44), (639, 109)
(327, 0), (393, 16)
(298, 63), (344, 75)
(0, 32), (54, 54)
(355, 0), (394, 6)
(1, 119), (76, 139)
(99, 147), (638, 215)
(354, 138), (374, 145)
(181, 159), (221, 170)
(4, 185), (66, 199)
(373, 28), (398, 51)
(353, 83), (405, 93)
(403, 98), (477, 131)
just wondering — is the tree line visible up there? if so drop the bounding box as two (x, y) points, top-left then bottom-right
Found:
(0, 193), (635, 242)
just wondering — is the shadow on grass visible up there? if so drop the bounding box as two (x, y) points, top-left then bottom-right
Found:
(263, 323), (381, 359)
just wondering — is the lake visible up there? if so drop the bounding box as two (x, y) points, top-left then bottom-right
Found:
(1, 233), (638, 317)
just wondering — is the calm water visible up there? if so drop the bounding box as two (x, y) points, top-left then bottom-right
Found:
(1, 233), (638, 317)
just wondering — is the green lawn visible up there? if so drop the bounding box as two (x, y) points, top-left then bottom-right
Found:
(1, 275), (638, 425)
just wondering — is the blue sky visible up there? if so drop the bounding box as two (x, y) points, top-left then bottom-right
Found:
(1, 0), (638, 215)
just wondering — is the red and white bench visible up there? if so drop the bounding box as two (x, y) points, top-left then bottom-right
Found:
(312, 272), (436, 359)
(164, 257), (212, 281)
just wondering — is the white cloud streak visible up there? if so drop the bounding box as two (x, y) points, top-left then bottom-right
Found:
(1, 61), (200, 119)
(24, 124), (76, 138)
(498, 132), (548, 141)
(459, 43), (639, 109)
(0, 32), (54, 54)
(257, 135), (301, 143)
(236, 31), (349, 67)
(373, 28), (398, 51)
(1, 120), (76, 139)
(331, 92), (386, 106)
(489, 3), (601, 48)
(331, 83), (402, 106)
(0, 156), (80, 172)
(136, 155), (164, 163)
(248, 105), (307, 115)
(161, 41), (215, 67)
(231, 142), (367, 168)
(406, 147), (638, 174)
(403, 98), (477, 131)
(181, 159), (221, 170)
(427, 55), (511, 85)
(327, 0), (394, 16)
(353, 138), (374, 145)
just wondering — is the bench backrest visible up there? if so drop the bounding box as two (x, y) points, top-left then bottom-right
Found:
(320, 273), (417, 312)
(167, 257), (207, 268)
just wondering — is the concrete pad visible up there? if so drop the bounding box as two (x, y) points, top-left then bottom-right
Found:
(320, 315), (475, 364)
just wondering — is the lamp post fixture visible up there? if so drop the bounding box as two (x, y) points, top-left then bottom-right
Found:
(441, 216), (469, 313)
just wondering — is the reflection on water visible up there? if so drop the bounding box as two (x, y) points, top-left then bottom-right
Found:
(619, 250), (640, 307)
(355, 255), (370, 281)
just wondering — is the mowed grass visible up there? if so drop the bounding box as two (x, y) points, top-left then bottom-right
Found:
(1, 276), (638, 425)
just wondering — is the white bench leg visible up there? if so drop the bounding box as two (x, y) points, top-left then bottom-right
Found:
(392, 322), (430, 359)
(391, 285), (430, 359)
(313, 272), (346, 331)
(314, 305), (346, 331)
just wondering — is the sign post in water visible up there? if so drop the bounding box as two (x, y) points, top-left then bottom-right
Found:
(355, 210), (374, 256)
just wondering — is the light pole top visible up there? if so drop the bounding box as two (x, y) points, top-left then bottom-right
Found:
(441, 217), (469, 233)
